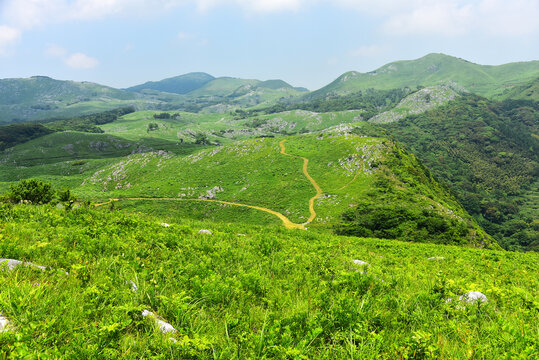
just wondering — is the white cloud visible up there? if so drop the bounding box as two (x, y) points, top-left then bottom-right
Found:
(65, 52), (100, 69)
(477, 0), (539, 36)
(351, 45), (386, 57)
(0, 25), (21, 55)
(45, 43), (67, 57)
(383, 2), (474, 36)
(1, 0), (537, 40)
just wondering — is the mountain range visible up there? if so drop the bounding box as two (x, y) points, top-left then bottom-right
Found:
(1, 53), (538, 124)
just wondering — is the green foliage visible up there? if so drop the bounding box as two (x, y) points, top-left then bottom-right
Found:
(0, 205), (537, 357)
(7, 179), (54, 204)
(258, 88), (409, 117)
(0, 123), (55, 151)
(382, 96), (539, 251)
(153, 112), (172, 119)
(335, 144), (493, 247)
(147, 122), (159, 132)
(45, 107), (136, 133)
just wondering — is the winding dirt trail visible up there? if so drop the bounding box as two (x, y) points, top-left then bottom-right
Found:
(279, 139), (323, 225)
(95, 139), (323, 229)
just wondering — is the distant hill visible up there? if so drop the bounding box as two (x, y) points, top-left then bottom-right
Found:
(500, 76), (539, 101)
(0, 76), (142, 124)
(308, 53), (539, 99)
(126, 72), (215, 94)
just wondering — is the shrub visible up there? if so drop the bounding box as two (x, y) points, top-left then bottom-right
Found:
(7, 179), (54, 204)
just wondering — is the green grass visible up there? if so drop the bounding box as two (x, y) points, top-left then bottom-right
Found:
(309, 53), (539, 99)
(0, 204), (537, 358)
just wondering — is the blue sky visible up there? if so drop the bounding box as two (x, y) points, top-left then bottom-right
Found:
(1, 0), (538, 90)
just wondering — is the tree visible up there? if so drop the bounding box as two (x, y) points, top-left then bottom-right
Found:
(194, 133), (210, 145)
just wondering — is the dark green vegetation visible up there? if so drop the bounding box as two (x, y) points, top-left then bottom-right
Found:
(0, 123), (54, 151)
(0, 204), (537, 358)
(382, 96), (539, 251)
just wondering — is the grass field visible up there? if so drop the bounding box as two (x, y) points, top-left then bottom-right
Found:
(0, 204), (536, 358)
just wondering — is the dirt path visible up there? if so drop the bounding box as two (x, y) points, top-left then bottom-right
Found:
(279, 139), (323, 225)
(95, 139), (323, 230)
(96, 197), (305, 229)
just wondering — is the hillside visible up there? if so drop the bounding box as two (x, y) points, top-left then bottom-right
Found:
(382, 96), (539, 251)
(0, 122), (495, 248)
(308, 53), (539, 99)
(0, 204), (536, 358)
(126, 72), (216, 94)
(0, 77), (144, 124)
(500, 77), (539, 101)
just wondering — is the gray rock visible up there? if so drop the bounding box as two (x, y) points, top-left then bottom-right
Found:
(198, 229), (212, 235)
(428, 257), (445, 261)
(142, 310), (177, 334)
(160, 222), (170, 227)
(459, 291), (488, 304)
(0, 258), (46, 271)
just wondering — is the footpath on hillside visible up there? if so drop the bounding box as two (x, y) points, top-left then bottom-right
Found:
(95, 139), (324, 229)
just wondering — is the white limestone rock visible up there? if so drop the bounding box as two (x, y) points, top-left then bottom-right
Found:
(353, 260), (369, 266)
(459, 291), (488, 304)
(160, 223), (170, 228)
(428, 257), (445, 261)
(142, 310), (177, 334)
(0, 258), (46, 271)
(0, 313), (11, 333)
(198, 229), (212, 235)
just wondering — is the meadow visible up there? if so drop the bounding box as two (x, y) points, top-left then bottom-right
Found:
(0, 204), (537, 358)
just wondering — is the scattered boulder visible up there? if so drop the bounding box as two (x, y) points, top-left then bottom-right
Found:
(353, 260), (369, 266)
(198, 229), (212, 235)
(459, 291), (488, 304)
(0, 258), (46, 271)
(160, 222), (170, 227)
(142, 310), (177, 334)
(0, 313), (11, 333)
(428, 257), (445, 261)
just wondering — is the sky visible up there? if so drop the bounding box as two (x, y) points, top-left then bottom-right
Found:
(0, 0), (538, 90)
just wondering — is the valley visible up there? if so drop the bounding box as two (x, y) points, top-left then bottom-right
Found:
(0, 53), (537, 358)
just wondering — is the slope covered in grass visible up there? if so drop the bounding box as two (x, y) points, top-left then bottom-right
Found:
(309, 53), (539, 99)
(0, 204), (536, 358)
(77, 131), (494, 247)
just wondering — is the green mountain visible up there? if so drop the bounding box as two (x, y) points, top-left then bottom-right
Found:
(126, 72), (215, 94)
(0, 76), (144, 124)
(308, 53), (539, 99)
(381, 96), (539, 251)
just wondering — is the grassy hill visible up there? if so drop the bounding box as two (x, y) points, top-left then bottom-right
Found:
(0, 126), (495, 247)
(0, 203), (536, 358)
(500, 77), (539, 101)
(308, 53), (539, 99)
(0, 77), (145, 124)
(126, 72), (216, 94)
